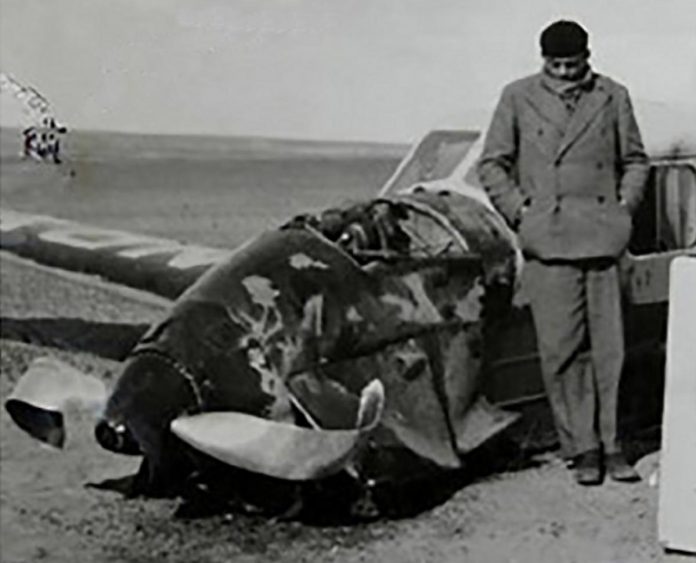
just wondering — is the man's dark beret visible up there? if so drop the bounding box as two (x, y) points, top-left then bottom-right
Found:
(540, 20), (589, 57)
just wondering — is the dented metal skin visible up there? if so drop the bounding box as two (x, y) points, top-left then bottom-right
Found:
(95, 190), (519, 512)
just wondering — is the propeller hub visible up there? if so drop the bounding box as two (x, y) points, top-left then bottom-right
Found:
(95, 419), (141, 455)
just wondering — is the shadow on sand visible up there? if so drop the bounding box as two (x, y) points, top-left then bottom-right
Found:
(85, 430), (548, 525)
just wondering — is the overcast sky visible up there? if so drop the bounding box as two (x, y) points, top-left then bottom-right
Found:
(1, 0), (694, 142)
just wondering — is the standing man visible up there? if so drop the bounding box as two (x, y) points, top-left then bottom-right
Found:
(477, 20), (648, 485)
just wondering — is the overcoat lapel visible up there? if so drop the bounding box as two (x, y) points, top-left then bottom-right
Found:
(521, 78), (569, 158)
(555, 79), (613, 161)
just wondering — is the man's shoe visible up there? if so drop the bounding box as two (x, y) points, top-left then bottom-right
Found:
(605, 452), (641, 482)
(573, 449), (603, 486)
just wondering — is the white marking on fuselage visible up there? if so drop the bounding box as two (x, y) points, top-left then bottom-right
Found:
(346, 306), (363, 322)
(242, 275), (280, 308)
(289, 253), (329, 270)
(229, 275), (296, 420)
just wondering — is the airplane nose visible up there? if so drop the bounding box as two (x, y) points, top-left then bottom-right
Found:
(95, 419), (141, 455)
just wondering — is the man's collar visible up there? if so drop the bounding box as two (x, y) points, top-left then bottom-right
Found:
(540, 67), (596, 97)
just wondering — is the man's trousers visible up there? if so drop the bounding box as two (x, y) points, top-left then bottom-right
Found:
(524, 258), (625, 459)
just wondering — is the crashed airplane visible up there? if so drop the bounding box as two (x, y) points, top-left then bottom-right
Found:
(2, 102), (695, 518)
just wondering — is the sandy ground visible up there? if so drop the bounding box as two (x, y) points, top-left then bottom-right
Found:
(0, 136), (689, 562)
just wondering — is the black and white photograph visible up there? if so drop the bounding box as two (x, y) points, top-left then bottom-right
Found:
(1, 1), (695, 562)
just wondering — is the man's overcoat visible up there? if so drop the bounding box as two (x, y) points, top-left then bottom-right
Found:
(477, 73), (649, 260)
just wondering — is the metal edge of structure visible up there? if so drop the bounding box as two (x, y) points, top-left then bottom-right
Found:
(658, 255), (696, 554)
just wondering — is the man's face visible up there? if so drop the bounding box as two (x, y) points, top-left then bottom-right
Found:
(543, 53), (589, 81)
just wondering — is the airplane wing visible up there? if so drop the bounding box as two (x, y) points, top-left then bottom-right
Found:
(0, 208), (230, 299)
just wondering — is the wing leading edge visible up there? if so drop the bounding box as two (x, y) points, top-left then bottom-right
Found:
(0, 209), (230, 299)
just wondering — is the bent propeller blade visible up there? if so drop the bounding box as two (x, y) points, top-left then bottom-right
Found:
(171, 380), (384, 481)
(5, 356), (107, 448)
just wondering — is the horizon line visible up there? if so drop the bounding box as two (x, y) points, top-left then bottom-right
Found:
(0, 124), (425, 149)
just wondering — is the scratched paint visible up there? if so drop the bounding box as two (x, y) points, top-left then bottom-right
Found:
(346, 306), (363, 322)
(453, 278), (485, 323)
(231, 275), (295, 418)
(300, 294), (324, 337)
(380, 272), (442, 324)
(244, 342), (292, 422)
(274, 334), (305, 378)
